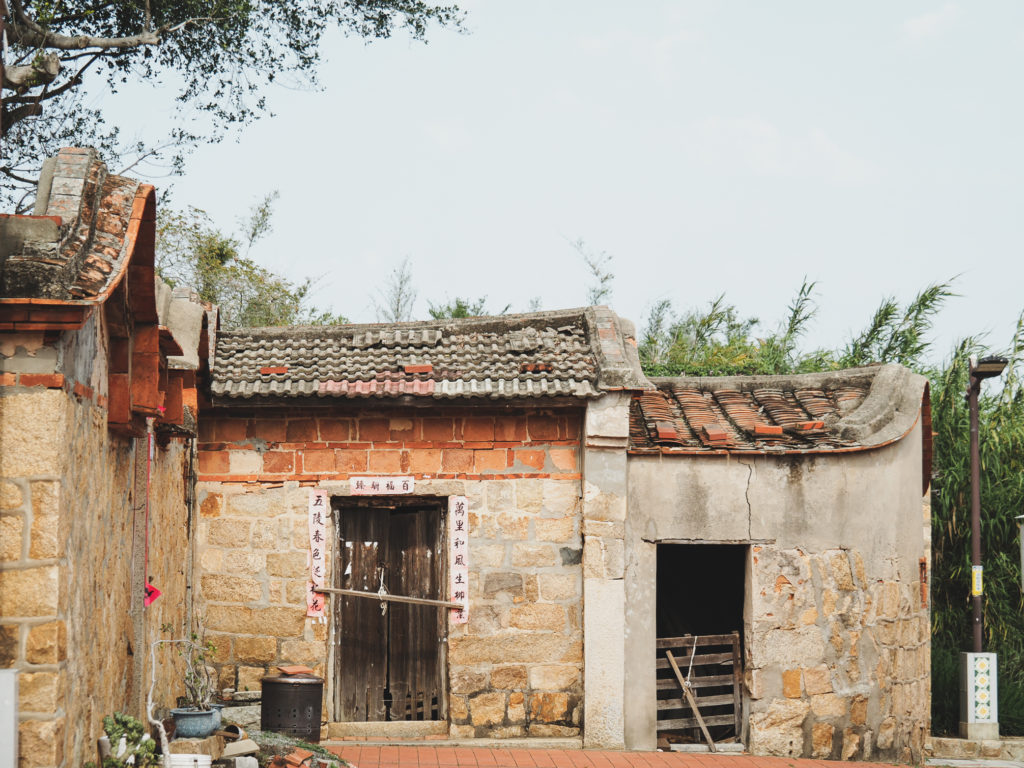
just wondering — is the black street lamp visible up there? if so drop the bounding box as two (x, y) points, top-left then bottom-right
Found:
(968, 354), (1008, 652)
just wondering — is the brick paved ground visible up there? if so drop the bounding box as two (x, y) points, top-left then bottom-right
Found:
(324, 746), (908, 768)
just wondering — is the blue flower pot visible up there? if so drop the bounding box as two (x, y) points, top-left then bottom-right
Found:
(170, 707), (219, 739)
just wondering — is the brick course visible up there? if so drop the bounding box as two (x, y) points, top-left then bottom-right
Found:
(198, 409), (582, 483)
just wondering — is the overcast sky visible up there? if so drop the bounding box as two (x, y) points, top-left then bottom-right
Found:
(103, 1), (1024, 363)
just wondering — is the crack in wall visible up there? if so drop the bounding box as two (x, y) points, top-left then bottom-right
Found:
(738, 457), (754, 540)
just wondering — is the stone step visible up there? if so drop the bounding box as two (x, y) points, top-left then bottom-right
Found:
(327, 721), (449, 740)
(322, 736), (584, 749)
(927, 736), (1024, 762)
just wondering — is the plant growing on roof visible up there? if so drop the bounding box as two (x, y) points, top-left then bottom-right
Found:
(569, 238), (615, 306)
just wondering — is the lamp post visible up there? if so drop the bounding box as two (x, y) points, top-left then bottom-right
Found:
(968, 354), (1007, 650)
(961, 354), (1007, 740)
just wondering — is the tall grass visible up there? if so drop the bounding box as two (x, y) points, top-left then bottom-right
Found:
(929, 317), (1024, 734)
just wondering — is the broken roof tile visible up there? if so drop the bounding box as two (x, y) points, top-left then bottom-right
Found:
(630, 365), (928, 456)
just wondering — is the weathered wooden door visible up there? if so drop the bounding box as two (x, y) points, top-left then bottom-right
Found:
(335, 503), (445, 722)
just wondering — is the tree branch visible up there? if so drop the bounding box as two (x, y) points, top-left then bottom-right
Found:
(0, 166), (41, 184)
(1, 53), (100, 133)
(161, 16), (222, 35)
(3, 53), (60, 90)
(7, 0), (230, 52)
(2, 102), (43, 128)
(7, 0), (160, 50)
(117, 141), (176, 176)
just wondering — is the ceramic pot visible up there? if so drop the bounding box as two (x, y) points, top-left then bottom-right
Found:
(170, 707), (219, 739)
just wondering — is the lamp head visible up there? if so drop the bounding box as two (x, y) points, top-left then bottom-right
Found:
(971, 355), (1008, 380)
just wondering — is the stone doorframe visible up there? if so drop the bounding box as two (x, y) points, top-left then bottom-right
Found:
(581, 392), (631, 749)
(621, 538), (758, 750)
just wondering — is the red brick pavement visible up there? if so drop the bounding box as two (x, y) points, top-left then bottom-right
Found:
(324, 746), (907, 768)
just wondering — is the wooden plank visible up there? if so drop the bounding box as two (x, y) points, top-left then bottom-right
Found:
(656, 675), (735, 689)
(655, 652), (735, 668)
(389, 510), (410, 721)
(434, 502), (448, 721)
(656, 634), (741, 648)
(318, 587), (463, 610)
(384, 506), (442, 722)
(368, 511), (388, 722)
(656, 714), (738, 731)
(407, 509), (424, 722)
(730, 632), (742, 737)
(419, 506), (441, 721)
(337, 508), (388, 722)
(657, 693), (737, 710)
(665, 650), (715, 752)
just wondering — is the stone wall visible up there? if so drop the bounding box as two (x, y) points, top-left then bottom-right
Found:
(1, 330), (192, 768)
(746, 546), (929, 762)
(195, 407), (584, 737)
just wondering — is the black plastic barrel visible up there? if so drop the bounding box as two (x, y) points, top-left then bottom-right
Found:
(260, 674), (324, 743)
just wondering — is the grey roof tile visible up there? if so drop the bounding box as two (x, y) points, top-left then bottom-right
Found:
(211, 307), (650, 402)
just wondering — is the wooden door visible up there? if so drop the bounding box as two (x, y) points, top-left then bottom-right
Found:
(335, 503), (445, 722)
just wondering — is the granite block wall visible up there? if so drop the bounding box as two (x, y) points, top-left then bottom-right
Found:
(195, 408), (585, 738)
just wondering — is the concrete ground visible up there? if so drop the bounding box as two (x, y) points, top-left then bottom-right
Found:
(322, 745), (916, 768)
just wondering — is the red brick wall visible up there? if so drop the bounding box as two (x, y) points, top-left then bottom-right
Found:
(197, 408), (582, 483)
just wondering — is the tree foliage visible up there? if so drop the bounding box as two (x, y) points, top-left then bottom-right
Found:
(156, 192), (346, 328)
(1, 0), (463, 204)
(428, 296), (509, 319)
(639, 279), (828, 376)
(838, 282), (957, 369)
(638, 279), (955, 378)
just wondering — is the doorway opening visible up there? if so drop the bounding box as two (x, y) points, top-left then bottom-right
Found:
(655, 543), (746, 747)
(333, 498), (446, 723)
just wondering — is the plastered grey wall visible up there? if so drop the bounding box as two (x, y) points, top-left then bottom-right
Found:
(624, 421), (929, 761)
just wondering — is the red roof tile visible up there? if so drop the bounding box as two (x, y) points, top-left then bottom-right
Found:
(628, 367), (923, 455)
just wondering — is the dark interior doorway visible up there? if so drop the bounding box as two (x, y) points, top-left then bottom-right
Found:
(334, 498), (446, 723)
(655, 544), (746, 746)
(656, 544), (746, 637)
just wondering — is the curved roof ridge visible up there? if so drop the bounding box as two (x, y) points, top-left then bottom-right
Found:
(833, 363), (929, 448)
(634, 363), (929, 456)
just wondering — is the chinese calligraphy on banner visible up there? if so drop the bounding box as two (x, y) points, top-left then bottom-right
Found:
(448, 496), (469, 624)
(350, 476), (415, 495)
(307, 489), (328, 618)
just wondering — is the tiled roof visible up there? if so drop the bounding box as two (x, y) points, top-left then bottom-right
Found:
(210, 307), (649, 402)
(1, 148), (145, 303)
(630, 364), (929, 455)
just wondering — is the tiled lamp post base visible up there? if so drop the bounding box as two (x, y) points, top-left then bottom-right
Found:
(960, 652), (999, 740)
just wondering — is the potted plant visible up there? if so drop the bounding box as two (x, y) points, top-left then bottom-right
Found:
(160, 620), (221, 740)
